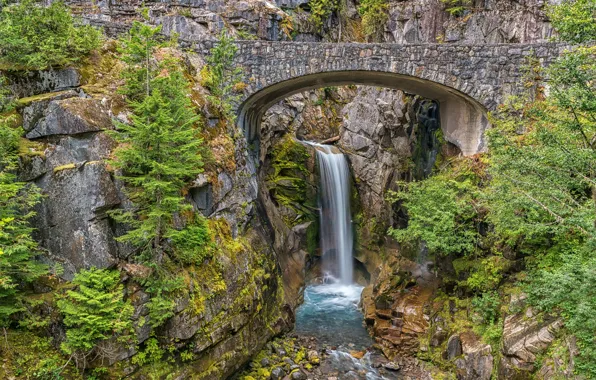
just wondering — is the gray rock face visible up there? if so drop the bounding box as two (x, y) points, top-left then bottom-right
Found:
(26, 97), (113, 139)
(387, 0), (557, 44)
(8, 68), (80, 98)
(33, 162), (121, 280)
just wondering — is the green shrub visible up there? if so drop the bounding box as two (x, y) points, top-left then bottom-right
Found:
(472, 291), (500, 325)
(548, 0), (596, 43)
(201, 30), (243, 122)
(440, 0), (472, 16)
(57, 268), (134, 356)
(308, 0), (341, 31)
(0, 0), (102, 70)
(387, 159), (483, 257)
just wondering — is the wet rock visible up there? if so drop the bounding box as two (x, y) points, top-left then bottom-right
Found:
(260, 357), (270, 367)
(307, 350), (320, 365)
(290, 370), (307, 380)
(498, 308), (563, 379)
(383, 362), (401, 371)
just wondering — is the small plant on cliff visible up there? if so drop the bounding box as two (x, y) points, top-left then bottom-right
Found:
(0, 0), (101, 70)
(0, 114), (45, 326)
(57, 268), (134, 361)
(200, 30), (244, 123)
(358, 0), (389, 41)
(118, 21), (168, 101)
(308, 0), (341, 31)
(440, 0), (472, 17)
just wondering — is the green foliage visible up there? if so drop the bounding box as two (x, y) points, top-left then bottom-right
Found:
(201, 31), (244, 122)
(57, 268), (134, 356)
(0, 0), (101, 70)
(0, 115), (45, 326)
(308, 0), (341, 31)
(267, 136), (317, 227)
(548, 0), (596, 43)
(387, 159), (484, 257)
(391, 1), (595, 375)
(118, 21), (167, 101)
(526, 253), (596, 376)
(358, 0), (389, 40)
(440, 0), (472, 16)
(132, 338), (165, 366)
(471, 291), (500, 325)
(111, 22), (206, 266)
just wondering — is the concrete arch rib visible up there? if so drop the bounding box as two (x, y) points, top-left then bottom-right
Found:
(238, 70), (489, 157)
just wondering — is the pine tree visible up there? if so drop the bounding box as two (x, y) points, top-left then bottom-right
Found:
(110, 22), (208, 267)
(57, 268), (134, 358)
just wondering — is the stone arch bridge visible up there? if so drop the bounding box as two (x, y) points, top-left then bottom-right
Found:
(196, 41), (567, 156)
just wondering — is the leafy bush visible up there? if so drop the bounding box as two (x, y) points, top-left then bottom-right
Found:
(358, 0), (389, 40)
(548, 0), (596, 43)
(387, 159), (484, 257)
(527, 254), (596, 376)
(0, 0), (101, 70)
(308, 0), (341, 31)
(472, 291), (501, 325)
(57, 268), (134, 356)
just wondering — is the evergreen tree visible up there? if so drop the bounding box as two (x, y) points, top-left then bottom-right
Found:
(57, 268), (134, 359)
(0, 114), (45, 326)
(111, 22), (208, 267)
(200, 31), (243, 122)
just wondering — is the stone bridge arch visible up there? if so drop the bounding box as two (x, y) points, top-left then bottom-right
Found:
(227, 41), (567, 156)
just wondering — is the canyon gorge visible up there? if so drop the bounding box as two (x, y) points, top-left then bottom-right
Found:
(0, 1), (593, 380)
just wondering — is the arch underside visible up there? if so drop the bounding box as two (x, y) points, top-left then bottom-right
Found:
(238, 71), (490, 157)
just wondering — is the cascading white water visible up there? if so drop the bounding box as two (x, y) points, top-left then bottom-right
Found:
(308, 142), (354, 284)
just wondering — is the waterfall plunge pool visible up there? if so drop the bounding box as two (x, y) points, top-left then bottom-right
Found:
(293, 283), (396, 379)
(295, 283), (372, 350)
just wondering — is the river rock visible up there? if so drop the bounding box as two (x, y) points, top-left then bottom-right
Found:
(308, 350), (320, 365)
(290, 370), (307, 380)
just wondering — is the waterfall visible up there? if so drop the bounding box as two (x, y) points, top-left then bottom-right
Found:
(308, 142), (354, 285)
